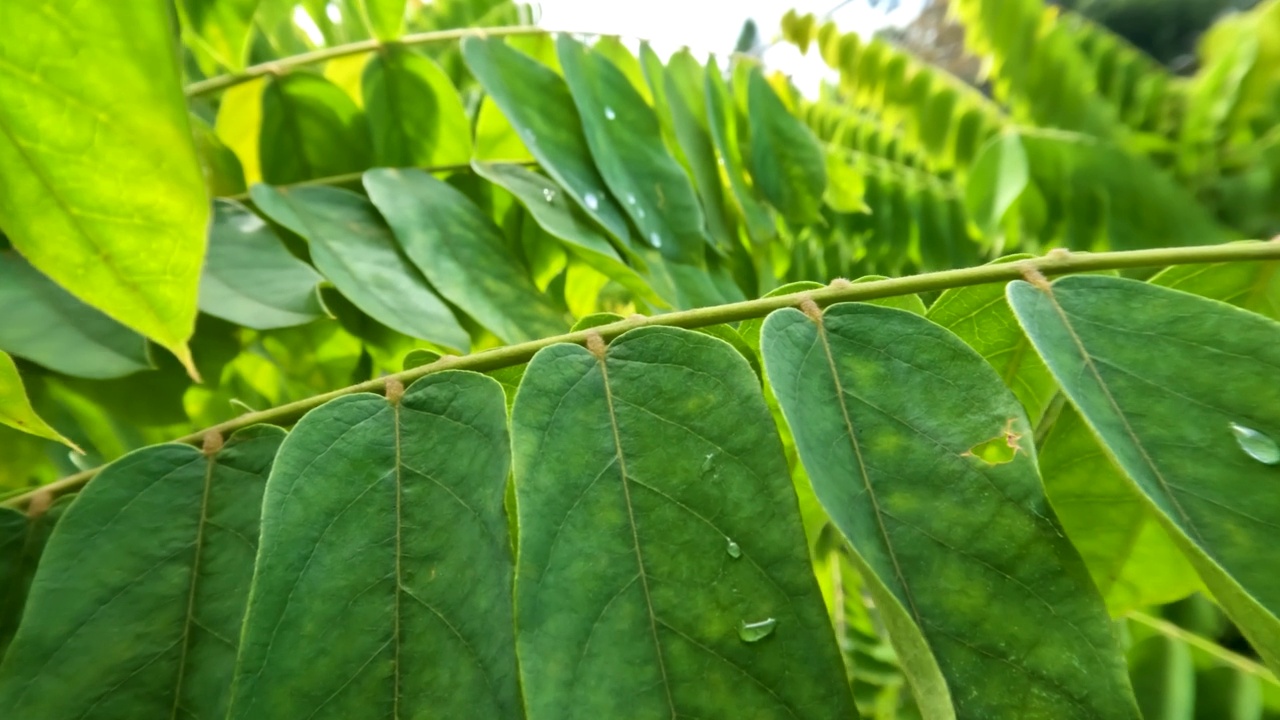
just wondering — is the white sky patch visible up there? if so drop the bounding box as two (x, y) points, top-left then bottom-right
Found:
(534, 0), (927, 95)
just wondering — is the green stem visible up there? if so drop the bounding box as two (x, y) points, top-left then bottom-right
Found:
(8, 240), (1280, 507)
(187, 25), (568, 98)
(1128, 610), (1279, 685)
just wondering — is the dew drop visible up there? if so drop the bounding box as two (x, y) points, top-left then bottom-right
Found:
(648, 231), (662, 248)
(637, 208), (646, 219)
(1229, 422), (1280, 465)
(584, 193), (600, 210)
(604, 106), (616, 120)
(738, 617), (777, 643)
(626, 193), (637, 205)
(726, 538), (741, 559)
(701, 452), (716, 474)
(542, 187), (557, 203)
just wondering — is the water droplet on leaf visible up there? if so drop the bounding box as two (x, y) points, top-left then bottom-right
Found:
(726, 538), (741, 558)
(604, 106), (616, 120)
(637, 208), (646, 219)
(649, 231), (662, 248)
(542, 187), (556, 203)
(1229, 422), (1280, 465)
(584, 193), (599, 210)
(738, 617), (777, 643)
(626, 193), (637, 205)
(700, 452), (715, 474)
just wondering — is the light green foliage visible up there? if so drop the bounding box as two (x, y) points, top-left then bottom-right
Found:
(352, 0), (405, 40)
(1010, 276), (1280, 667)
(0, 353), (78, 450)
(229, 373), (518, 718)
(511, 327), (855, 718)
(763, 302), (1139, 719)
(178, 0), (260, 70)
(0, 0), (208, 368)
(0, 427), (283, 718)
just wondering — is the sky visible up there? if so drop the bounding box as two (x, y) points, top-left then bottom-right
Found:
(534, 0), (927, 93)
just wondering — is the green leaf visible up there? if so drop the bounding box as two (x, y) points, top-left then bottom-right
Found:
(250, 183), (469, 352)
(216, 77), (266, 184)
(190, 113), (247, 197)
(1129, 635), (1196, 720)
(0, 426), (285, 719)
(0, 497), (71, 657)
(364, 168), (567, 343)
(556, 36), (712, 264)
(0, 249), (150, 379)
(0, 1), (209, 370)
(706, 58), (776, 244)
(1150, 252), (1280, 319)
(352, 0), (404, 40)
(177, 0), (259, 70)
(964, 132), (1029, 238)
(1008, 275), (1280, 668)
(462, 37), (634, 247)
(363, 45), (470, 167)
(228, 372), (519, 718)
(925, 255), (1056, 421)
(259, 72), (372, 185)
(510, 326), (855, 719)
(1040, 404), (1201, 614)
(663, 51), (735, 251)
(0, 352), (79, 451)
(472, 161), (667, 308)
(200, 199), (327, 329)
(762, 302), (1139, 719)
(747, 68), (827, 224)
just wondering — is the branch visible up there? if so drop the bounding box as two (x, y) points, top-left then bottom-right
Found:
(8, 240), (1280, 507)
(187, 25), (588, 98)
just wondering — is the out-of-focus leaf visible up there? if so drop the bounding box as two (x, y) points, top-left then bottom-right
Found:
(462, 37), (634, 247)
(259, 72), (372, 184)
(251, 183), (469, 352)
(0, 249), (150, 379)
(0, 427), (284, 719)
(1009, 275), (1280, 668)
(177, 0), (259, 70)
(215, 77), (266, 184)
(200, 199), (326, 329)
(706, 58), (775, 244)
(474, 96), (534, 162)
(511, 326), (855, 718)
(352, 0), (404, 40)
(364, 168), (567, 343)
(763, 302), (1140, 719)
(228, 373), (519, 719)
(191, 114), (247, 196)
(965, 133), (1029, 238)
(557, 36), (711, 264)
(0, 1), (209, 369)
(747, 68), (826, 224)
(0, 353), (79, 451)
(1129, 635), (1195, 720)
(663, 51), (735, 251)
(363, 45), (470, 167)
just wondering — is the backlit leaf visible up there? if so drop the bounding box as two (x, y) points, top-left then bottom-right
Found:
(0, 353), (79, 451)
(0, 426), (285, 719)
(363, 45), (470, 168)
(228, 373), (519, 719)
(259, 72), (372, 185)
(763, 302), (1139, 719)
(511, 326), (855, 719)
(352, 0), (404, 40)
(0, 1), (209, 368)
(177, 0), (259, 70)
(1009, 275), (1280, 668)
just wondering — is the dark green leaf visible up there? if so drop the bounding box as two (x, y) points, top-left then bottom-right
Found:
(747, 68), (827, 224)
(462, 37), (634, 247)
(191, 113), (247, 196)
(259, 72), (372, 185)
(557, 36), (712, 264)
(251, 183), (469, 352)
(762, 302), (1139, 719)
(363, 45), (470, 168)
(228, 373), (519, 718)
(0, 496), (71, 658)
(0, 426), (284, 719)
(706, 59), (776, 244)
(200, 199), (326, 330)
(472, 161), (667, 308)
(1009, 275), (1280, 668)
(0, 249), (150, 379)
(511, 326), (855, 718)
(0, 1), (209, 366)
(663, 51), (735, 251)
(364, 168), (567, 343)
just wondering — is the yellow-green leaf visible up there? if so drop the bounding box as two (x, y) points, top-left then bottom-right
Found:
(0, 352), (79, 452)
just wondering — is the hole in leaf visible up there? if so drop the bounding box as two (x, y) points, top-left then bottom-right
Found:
(963, 419), (1023, 465)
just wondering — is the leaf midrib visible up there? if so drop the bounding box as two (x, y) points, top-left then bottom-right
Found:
(594, 352), (677, 719)
(169, 449), (217, 719)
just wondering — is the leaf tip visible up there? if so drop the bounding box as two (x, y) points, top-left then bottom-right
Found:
(172, 344), (202, 383)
